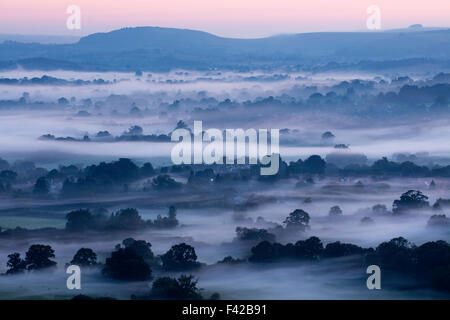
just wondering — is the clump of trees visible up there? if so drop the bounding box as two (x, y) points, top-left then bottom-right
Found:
(7, 154), (450, 202)
(366, 237), (450, 291)
(5, 244), (56, 274)
(235, 227), (276, 242)
(427, 214), (450, 227)
(65, 207), (179, 232)
(289, 155), (326, 175)
(152, 206), (179, 228)
(151, 174), (183, 190)
(248, 236), (368, 263)
(62, 158), (141, 196)
(246, 236), (450, 292)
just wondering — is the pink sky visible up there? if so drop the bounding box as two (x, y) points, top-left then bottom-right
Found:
(0, 0), (449, 38)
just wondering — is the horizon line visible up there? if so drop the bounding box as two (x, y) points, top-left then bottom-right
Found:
(1, 24), (450, 42)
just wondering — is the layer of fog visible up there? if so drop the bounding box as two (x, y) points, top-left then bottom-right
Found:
(0, 69), (449, 299)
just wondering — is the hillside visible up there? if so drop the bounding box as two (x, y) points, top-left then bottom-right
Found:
(0, 26), (449, 71)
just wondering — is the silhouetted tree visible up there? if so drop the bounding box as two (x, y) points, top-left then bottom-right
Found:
(25, 244), (57, 270)
(161, 243), (200, 271)
(33, 177), (50, 195)
(303, 155), (326, 174)
(235, 227), (276, 242)
(149, 275), (202, 299)
(0, 170), (17, 182)
(368, 237), (415, 271)
(6, 253), (26, 274)
(102, 247), (152, 281)
(323, 241), (366, 258)
(360, 216), (375, 225)
(432, 202), (443, 212)
(328, 205), (343, 217)
(427, 214), (450, 227)
(108, 208), (145, 230)
(141, 162), (155, 177)
(393, 190), (430, 214)
(249, 241), (286, 262)
(152, 175), (182, 190)
(372, 204), (389, 215)
(122, 238), (155, 263)
(66, 209), (95, 232)
(294, 236), (323, 260)
(70, 248), (98, 266)
(321, 131), (335, 140)
(152, 206), (179, 228)
(283, 209), (310, 231)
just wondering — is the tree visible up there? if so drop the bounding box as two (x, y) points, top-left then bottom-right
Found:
(102, 247), (152, 281)
(25, 244), (57, 270)
(321, 131), (335, 140)
(372, 204), (389, 215)
(294, 237), (323, 260)
(177, 275), (202, 299)
(323, 241), (365, 258)
(96, 130), (111, 138)
(6, 253), (26, 274)
(84, 158), (140, 185)
(58, 97), (69, 105)
(432, 202), (443, 212)
(392, 190), (430, 214)
(235, 227), (276, 242)
(249, 241), (286, 262)
(328, 205), (343, 217)
(152, 175), (182, 190)
(161, 243), (200, 271)
(150, 275), (202, 299)
(415, 240), (450, 272)
(303, 155), (326, 174)
(370, 237), (415, 271)
(108, 208), (145, 230)
(150, 277), (179, 298)
(141, 162), (155, 177)
(70, 248), (98, 266)
(66, 209), (95, 232)
(122, 238), (154, 263)
(33, 177), (50, 195)
(360, 216), (375, 225)
(175, 120), (188, 130)
(283, 209), (310, 231)
(429, 180), (436, 189)
(152, 206), (179, 228)
(124, 125), (143, 136)
(427, 214), (450, 227)
(0, 170), (17, 182)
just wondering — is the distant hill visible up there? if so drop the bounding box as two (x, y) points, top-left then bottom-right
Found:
(0, 26), (449, 71)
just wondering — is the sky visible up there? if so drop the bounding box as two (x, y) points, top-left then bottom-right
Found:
(0, 0), (449, 38)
